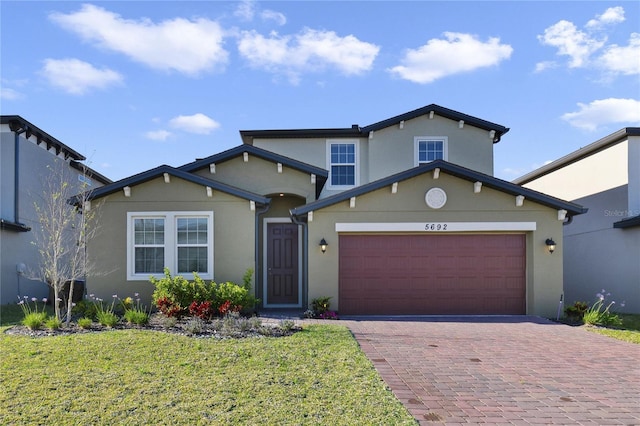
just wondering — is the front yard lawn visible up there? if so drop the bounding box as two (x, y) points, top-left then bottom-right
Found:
(588, 313), (640, 344)
(0, 308), (416, 425)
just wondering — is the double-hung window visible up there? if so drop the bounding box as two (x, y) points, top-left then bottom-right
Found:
(127, 212), (213, 280)
(414, 137), (448, 166)
(327, 140), (358, 189)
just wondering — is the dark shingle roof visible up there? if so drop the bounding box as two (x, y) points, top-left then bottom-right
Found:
(1, 115), (112, 184)
(71, 165), (270, 205)
(179, 144), (328, 199)
(290, 160), (587, 218)
(240, 104), (509, 144)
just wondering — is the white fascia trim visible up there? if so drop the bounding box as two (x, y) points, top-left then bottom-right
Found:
(335, 222), (537, 233)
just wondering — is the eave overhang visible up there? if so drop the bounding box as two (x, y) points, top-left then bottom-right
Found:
(613, 214), (640, 229)
(291, 160), (587, 219)
(240, 104), (509, 145)
(69, 165), (270, 206)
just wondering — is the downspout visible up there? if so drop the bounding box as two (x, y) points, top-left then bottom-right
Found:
(255, 202), (270, 310)
(12, 124), (28, 224)
(290, 211), (308, 311)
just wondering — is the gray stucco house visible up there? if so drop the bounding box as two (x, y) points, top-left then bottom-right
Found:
(515, 128), (640, 313)
(0, 116), (111, 304)
(81, 104), (586, 317)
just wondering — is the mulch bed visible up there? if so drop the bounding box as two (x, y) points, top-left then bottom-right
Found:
(4, 313), (301, 339)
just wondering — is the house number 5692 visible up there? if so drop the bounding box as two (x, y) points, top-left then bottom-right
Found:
(425, 223), (447, 231)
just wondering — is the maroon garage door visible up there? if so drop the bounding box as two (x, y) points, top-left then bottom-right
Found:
(339, 234), (526, 315)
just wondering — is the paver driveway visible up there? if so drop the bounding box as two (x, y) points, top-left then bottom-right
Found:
(342, 316), (640, 425)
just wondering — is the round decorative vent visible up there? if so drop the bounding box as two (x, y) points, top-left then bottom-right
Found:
(425, 187), (447, 209)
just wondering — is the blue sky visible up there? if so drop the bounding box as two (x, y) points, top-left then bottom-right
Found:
(2, 1), (639, 182)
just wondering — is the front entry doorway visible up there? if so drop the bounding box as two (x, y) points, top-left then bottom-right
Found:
(265, 221), (300, 306)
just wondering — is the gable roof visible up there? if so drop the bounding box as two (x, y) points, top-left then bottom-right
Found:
(514, 127), (640, 185)
(179, 144), (328, 199)
(290, 159), (587, 219)
(240, 104), (510, 144)
(72, 165), (270, 205)
(1, 115), (112, 185)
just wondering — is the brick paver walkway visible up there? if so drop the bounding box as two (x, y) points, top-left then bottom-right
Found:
(342, 316), (640, 425)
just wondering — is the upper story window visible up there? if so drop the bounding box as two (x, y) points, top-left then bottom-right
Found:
(327, 140), (358, 189)
(414, 137), (448, 166)
(127, 211), (213, 281)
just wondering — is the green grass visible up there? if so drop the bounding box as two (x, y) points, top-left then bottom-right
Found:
(0, 321), (416, 425)
(588, 313), (640, 344)
(1, 303), (54, 327)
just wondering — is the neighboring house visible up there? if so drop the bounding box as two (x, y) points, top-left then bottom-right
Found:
(81, 104), (586, 317)
(514, 128), (640, 313)
(0, 116), (111, 305)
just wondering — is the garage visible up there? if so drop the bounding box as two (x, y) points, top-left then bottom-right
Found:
(339, 234), (526, 315)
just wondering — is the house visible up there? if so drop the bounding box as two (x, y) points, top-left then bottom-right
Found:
(0, 116), (111, 305)
(514, 128), (640, 313)
(81, 104), (586, 318)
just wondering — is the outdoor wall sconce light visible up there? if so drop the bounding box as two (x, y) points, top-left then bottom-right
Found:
(319, 238), (328, 254)
(545, 238), (556, 253)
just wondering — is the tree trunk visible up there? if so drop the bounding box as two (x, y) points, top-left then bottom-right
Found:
(65, 280), (75, 327)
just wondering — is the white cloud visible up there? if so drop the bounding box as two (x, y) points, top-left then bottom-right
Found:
(538, 6), (635, 75)
(561, 98), (640, 131)
(1, 87), (24, 100)
(586, 6), (625, 29)
(234, 0), (255, 21)
(41, 58), (123, 95)
(599, 33), (640, 75)
(49, 4), (228, 76)
(534, 60), (558, 73)
(145, 130), (173, 141)
(261, 10), (286, 26)
(169, 113), (220, 134)
(537, 20), (604, 68)
(388, 32), (512, 84)
(238, 28), (379, 83)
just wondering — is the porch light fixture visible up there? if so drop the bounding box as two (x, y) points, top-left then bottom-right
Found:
(545, 238), (556, 254)
(319, 238), (328, 254)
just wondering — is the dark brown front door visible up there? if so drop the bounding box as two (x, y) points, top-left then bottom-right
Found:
(267, 223), (299, 305)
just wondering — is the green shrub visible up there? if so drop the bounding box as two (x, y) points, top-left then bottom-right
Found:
(96, 311), (119, 327)
(565, 301), (589, 321)
(72, 300), (98, 320)
(124, 309), (149, 326)
(583, 291), (623, 327)
(151, 269), (215, 316)
(44, 316), (62, 330)
(311, 296), (332, 315)
(151, 268), (258, 317)
(77, 317), (93, 329)
(22, 312), (48, 330)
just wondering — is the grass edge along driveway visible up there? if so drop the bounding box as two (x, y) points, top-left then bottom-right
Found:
(0, 324), (417, 425)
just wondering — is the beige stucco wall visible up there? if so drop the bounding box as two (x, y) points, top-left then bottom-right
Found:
(368, 115), (495, 179)
(191, 155), (317, 202)
(523, 141), (628, 201)
(252, 114), (496, 200)
(305, 172), (564, 317)
(87, 176), (256, 306)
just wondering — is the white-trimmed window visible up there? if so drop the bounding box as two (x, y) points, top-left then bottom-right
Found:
(327, 140), (358, 189)
(414, 137), (448, 166)
(127, 212), (213, 280)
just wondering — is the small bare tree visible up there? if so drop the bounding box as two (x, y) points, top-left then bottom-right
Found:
(30, 164), (101, 325)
